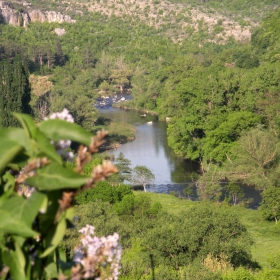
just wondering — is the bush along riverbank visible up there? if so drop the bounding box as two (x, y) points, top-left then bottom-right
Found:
(113, 100), (159, 117)
(93, 116), (136, 151)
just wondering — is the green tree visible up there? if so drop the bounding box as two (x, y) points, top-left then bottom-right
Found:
(223, 267), (254, 280)
(61, 201), (126, 257)
(225, 182), (244, 205)
(131, 165), (155, 192)
(235, 53), (260, 69)
(196, 161), (225, 201)
(143, 203), (255, 270)
(225, 128), (280, 190)
(109, 152), (132, 184)
(202, 111), (262, 162)
(109, 58), (132, 93)
(0, 55), (31, 127)
(259, 186), (280, 223)
(54, 40), (65, 66)
(82, 44), (95, 68)
(113, 193), (162, 241)
(183, 185), (194, 200)
(74, 181), (132, 205)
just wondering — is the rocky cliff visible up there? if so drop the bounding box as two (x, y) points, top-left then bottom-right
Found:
(0, 1), (75, 26)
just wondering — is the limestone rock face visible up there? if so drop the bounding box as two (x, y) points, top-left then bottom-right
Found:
(0, 1), (28, 26)
(28, 10), (75, 24)
(0, 1), (75, 27)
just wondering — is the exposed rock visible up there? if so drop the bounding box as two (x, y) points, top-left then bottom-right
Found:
(0, 1), (75, 27)
(55, 27), (66, 36)
(28, 9), (75, 24)
(0, 1), (28, 26)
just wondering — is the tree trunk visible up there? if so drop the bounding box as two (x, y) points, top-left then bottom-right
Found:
(143, 183), (147, 192)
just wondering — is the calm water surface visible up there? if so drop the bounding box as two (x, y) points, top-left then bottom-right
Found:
(100, 107), (261, 205)
(100, 107), (198, 193)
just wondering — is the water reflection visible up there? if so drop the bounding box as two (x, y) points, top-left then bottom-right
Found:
(100, 107), (261, 207)
(100, 107), (199, 185)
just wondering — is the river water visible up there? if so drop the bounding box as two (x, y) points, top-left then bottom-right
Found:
(99, 106), (262, 206)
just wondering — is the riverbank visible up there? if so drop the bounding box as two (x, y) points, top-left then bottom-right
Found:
(113, 102), (158, 117)
(93, 119), (136, 151)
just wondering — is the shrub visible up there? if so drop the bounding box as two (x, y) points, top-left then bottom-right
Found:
(75, 181), (132, 205)
(143, 203), (256, 269)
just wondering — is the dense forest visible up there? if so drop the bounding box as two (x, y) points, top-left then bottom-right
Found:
(1, 0), (280, 279)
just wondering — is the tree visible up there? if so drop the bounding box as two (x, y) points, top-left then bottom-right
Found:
(202, 111), (262, 162)
(225, 182), (244, 205)
(50, 91), (98, 132)
(82, 44), (95, 68)
(54, 40), (65, 66)
(74, 181), (132, 205)
(0, 59), (12, 127)
(196, 161), (225, 201)
(131, 165), (155, 192)
(143, 203), (255, 269)
(235, 53), (260, 69)
(183, 185), (194, 200)
(109, 152), (132, 184)
(0, 55), (31, 127)
(110, 58), (132, 93)
(225, 128), (280, 190)
(259, 186), (280, 223)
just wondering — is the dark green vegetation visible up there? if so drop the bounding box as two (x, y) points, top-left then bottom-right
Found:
(0, 55), (31, 127)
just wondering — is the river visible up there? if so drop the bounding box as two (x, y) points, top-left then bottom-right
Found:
(99, 106), (262, 207)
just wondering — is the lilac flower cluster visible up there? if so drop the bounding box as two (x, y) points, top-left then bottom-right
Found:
(44, 109), (74, 160)
(44, 108), (74, 123)
(73, 225), (122, 280)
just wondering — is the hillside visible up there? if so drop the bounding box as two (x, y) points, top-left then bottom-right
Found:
(3, 0), (279, 44)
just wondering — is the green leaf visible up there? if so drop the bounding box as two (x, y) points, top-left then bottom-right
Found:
(0, 140), (22, 175)
(0, 128), (28, 147)
(40, 217), (67, 258)
(2, 243), (27, 280)
(13, 236), (26, 248)
(39, 119), (92, 146)
(38, 191), (61, 234)
(25, 163), (91, 191)
(58, 259), (73, 278)
(14, 113), (37, 139)
(0, 212), (36, 236)
(39, 194), (49, 214)
(44, 262), (58, 279)
(0, 128), (32, 158)
(0, 193), (46, 237)
(34, 130), (62, 164)
(65, 207), (75, 221)
(3, 172), (15, 192)
(24, 191), (48, 225)
(0, 172), (15, 206)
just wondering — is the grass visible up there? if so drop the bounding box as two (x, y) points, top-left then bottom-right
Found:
(134, 191), (280, 268)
